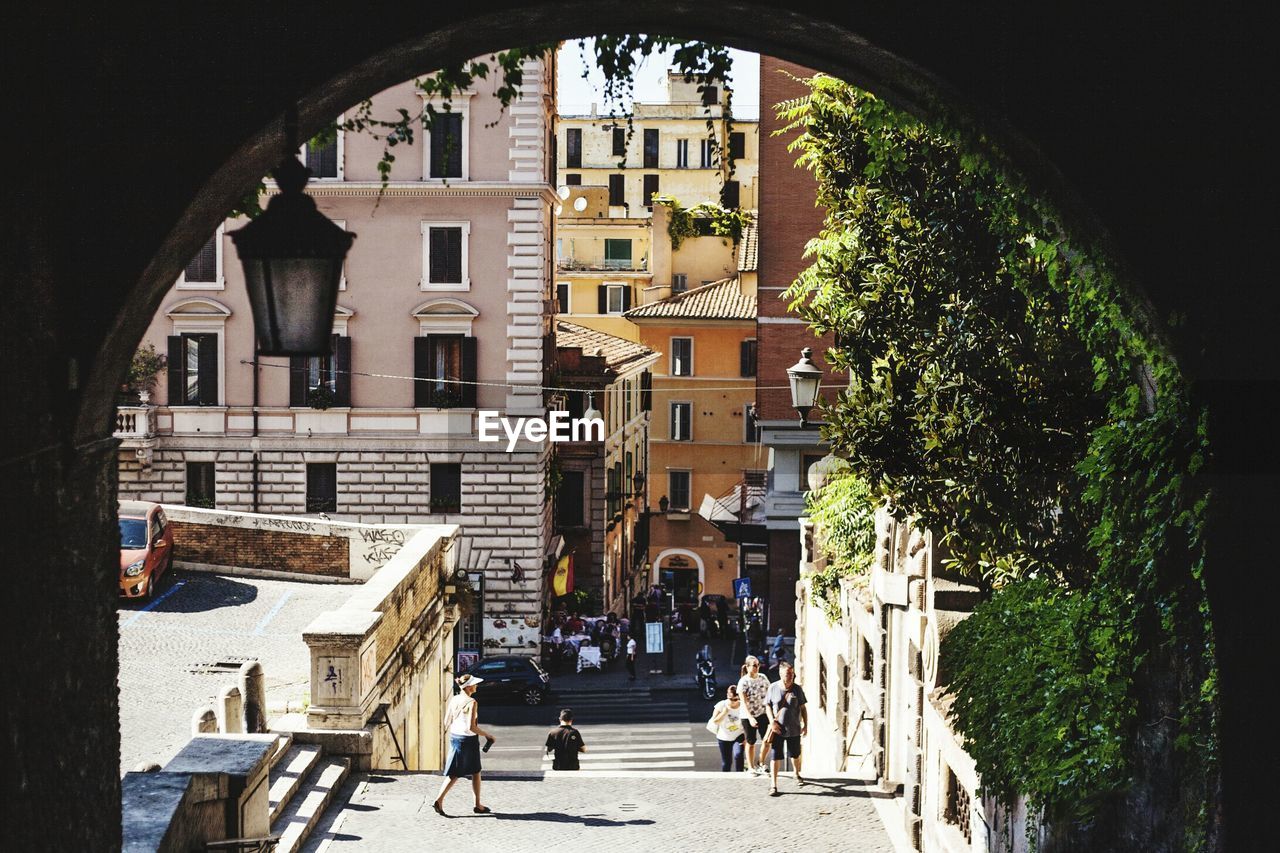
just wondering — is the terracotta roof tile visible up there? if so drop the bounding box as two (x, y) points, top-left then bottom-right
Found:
(624, 277), (756, 321)
(737, 212), (758, 272)
(554, 321), (656, 371)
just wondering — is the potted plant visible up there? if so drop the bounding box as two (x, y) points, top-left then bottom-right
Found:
(125, 344), (166, 404)
(306, 384), (337, 410)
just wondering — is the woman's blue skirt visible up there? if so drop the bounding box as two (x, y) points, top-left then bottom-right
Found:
(443, 734), (482, 778)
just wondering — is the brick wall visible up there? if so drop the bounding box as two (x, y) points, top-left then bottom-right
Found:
(169, 519), (349, 577)
(757, 56), (840, 421)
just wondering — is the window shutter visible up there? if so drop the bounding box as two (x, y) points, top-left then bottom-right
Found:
(643, 174), (659, 207)
(460, 336), (478, 407)
(598, 284), (608, 314)
(334, 335), (352, 406)
(197, 334), (218, 405)
(430, 121), (445, 177)
(643, 129), (659, 168)
(413, 337), (432, 407)
(723, 180), (741, 210)
(622, 285), (632, 312)
(612, 127), (626, 157)
(609, 174), (625, 206)
(167, 336), (183, 405)
(447, 227), (463, 282)
(289, 355), (307, 406)
(729, 132), (745, 160)
(640, 371), (652, 412)
(740, 340), (757, 377)
(429, 229), (447, 282)
(445, 114), (460, 175)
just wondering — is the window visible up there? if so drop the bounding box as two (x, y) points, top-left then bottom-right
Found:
(421, 222), (469, 290)
(612, 127), (626, 157)
(643, 174), (659, 208)
(306, 463), (337, 513)
(557, 469), (586, 528)
(290, 336), (352, 407)
(430, 463), (462, 513)
(669, 470), (691, 511)
(676, 139), (689, 169)
(414, 334), (477, 408)
(603, 283), (629, 314)
(729, 131), (746, 160)
(603, 239), (632, 270)
(670, 402), (692, 441)
(556, 282), (570, 314)
(186, 461), (216, 508)
(181, 232), (220, 287)
(564, 173), (582, 185)
(608, 174), (625, 206)
(744, 404), (761, 443)
(640, 371), (652, 412)
(429, 112), (464, 178)
(723, 180), (741, 210)
(303, 131), (340, 179)
(700, 138), (714, 168)
(740, 338), (757, 377)
(566, 128), (582, 168)
(818, 654), (828, 711)
(701, 85), (719, 106)
(167, 333), (219, 406)
(643, 128), (659, 168)
(671, 337), (693, 376)
(672, 273), (688, 293)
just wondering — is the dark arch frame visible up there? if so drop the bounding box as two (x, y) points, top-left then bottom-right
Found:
(3, 3), (1263, 850)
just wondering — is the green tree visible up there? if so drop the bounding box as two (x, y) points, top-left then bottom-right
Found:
(782, 76), (1120, 588)
(780, 75), (1217, 839)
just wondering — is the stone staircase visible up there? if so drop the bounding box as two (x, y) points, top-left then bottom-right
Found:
(265, 735), (351, 853)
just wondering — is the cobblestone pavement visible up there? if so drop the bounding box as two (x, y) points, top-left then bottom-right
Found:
(306, 771), (900, 852)
(117, 569), (354, 772)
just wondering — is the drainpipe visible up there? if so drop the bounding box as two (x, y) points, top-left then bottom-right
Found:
(251, 350), (260, 513)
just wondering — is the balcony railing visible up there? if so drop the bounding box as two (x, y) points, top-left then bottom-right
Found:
(115, 406), (156, 441)
(556, 257), (647, 272)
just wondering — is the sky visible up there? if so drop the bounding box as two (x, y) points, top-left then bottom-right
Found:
(556, 39), (760, 119)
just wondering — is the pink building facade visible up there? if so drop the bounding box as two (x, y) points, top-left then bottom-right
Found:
(115, 57), (558, 655)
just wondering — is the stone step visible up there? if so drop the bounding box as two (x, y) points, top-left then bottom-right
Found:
(271, 757), (350, 853)
(268, 743), (324, 824)
(269, 733), (294, 764)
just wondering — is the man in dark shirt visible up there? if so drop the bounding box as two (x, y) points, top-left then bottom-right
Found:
(545, 708), (587, 770)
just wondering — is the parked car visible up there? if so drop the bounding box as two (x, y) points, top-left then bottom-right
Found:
(462, 655), (550, 705)
(118, 500), (173, 600)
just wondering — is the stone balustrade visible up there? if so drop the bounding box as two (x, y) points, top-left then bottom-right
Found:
(274, 523), (460, 771)
(115, 405), (156, 440)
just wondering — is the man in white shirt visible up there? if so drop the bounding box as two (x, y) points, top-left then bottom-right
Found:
(626, 634), (638, 681)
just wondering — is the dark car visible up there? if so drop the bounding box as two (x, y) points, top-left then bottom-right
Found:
(464, 656), (551, 706)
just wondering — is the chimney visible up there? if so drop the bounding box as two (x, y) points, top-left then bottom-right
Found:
(590, 102), (597, 117)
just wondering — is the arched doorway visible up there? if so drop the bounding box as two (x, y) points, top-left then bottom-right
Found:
(3, 5), (1263, 850)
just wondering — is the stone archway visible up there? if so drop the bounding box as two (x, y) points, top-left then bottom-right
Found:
(2, 5), (1268, 850)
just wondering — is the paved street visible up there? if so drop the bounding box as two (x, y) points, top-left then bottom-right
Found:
(305, 772), (899, 852)
(117, 569), (354, 772)
(483, 688), (721, 772)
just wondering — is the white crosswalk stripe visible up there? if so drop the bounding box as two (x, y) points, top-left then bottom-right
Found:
(544, 690), (701, 772)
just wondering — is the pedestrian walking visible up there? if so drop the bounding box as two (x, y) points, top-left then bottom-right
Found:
(433, 673), (496, 816)
(769, 627), (787, 671)
(625, 633), (638, 680)
(736, 655), (772, 775)
(764, 660), (808, 796)
(545, 708), (587, 770)
(708, 685), (746, 772)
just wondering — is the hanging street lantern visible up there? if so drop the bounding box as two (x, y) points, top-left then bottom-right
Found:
(229, 156), (356, 355)
(786, 347), (823, 427)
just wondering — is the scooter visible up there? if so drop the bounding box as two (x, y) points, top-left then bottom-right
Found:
(695, 645), (717, 700)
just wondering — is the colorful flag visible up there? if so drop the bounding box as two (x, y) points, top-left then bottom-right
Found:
(553, 553), (574, 596)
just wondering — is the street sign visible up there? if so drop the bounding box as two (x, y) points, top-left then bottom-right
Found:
(645, 621), (664, 654)
(733, 577), (753, 599)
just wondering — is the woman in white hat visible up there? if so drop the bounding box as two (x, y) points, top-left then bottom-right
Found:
(433, 673), (496, 816)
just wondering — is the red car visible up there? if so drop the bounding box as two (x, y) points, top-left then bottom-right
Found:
(118, 501), (173, 600)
